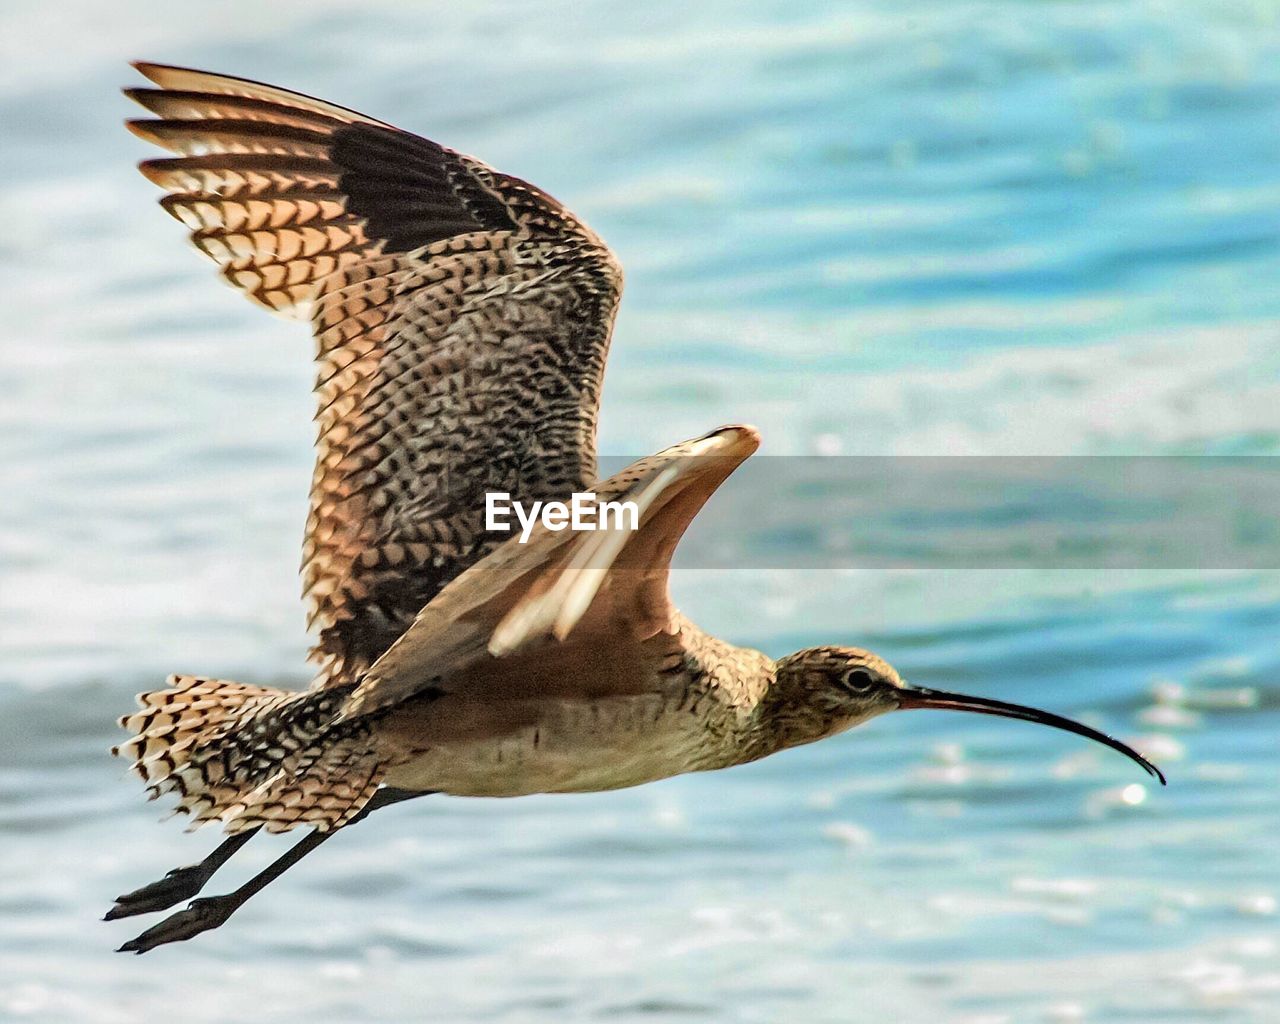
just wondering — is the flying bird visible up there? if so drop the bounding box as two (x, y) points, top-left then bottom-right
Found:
(108, 63), (1164, 954)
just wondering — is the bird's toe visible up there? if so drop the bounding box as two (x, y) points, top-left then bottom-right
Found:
(104, 865), (211, 920)
(116, 896), (235, 953)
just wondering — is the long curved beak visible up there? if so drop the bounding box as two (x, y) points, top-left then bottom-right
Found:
(897, 685), (1166, 785)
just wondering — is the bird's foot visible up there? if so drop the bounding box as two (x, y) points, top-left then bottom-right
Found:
(116, 896), (237, 954)
(104, 864), (212, 921)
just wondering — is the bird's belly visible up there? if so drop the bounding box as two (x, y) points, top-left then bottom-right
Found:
(383, 695), (728, 797)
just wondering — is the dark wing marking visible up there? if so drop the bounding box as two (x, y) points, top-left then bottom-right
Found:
(127, 63), (623, 682)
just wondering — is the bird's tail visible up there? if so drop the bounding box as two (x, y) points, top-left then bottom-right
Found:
(112, 675), (385, 834)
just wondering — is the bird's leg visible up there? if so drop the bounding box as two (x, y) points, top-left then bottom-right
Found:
(116, 787), (430, 954)
(104, 827), (261, 920)
(117, 827), (333, 954)
(346, 785), (426, 823)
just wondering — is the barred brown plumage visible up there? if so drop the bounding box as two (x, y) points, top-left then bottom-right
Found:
(112, 676), (384, 834)
(111, 61), (633, 950)
(125, 60), (622, 684)
(109, 64), (1164, 955)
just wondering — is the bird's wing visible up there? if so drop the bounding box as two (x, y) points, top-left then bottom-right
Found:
(126, 63), (623, 681)
(338, 425), (760, 720)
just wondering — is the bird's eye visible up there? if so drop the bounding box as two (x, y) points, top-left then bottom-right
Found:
(839, 667), (877, 693)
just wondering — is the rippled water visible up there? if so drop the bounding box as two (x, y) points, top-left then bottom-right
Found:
(3, 1), (1279, 1021)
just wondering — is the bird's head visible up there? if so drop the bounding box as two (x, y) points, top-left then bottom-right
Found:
(764, 646), (904, 747)
(762, 645), (1165, 784)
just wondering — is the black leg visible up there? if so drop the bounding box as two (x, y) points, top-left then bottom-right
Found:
(105, 827), (261, 920)
(117, 827), (334, 954)
(349, 785), (426, 821)
(115, 786), (432, 954)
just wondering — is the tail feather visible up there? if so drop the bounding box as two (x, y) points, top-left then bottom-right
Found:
(113, 675), (385, 834)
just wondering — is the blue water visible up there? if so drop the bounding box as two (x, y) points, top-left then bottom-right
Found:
(2, 1), (1279, 1020)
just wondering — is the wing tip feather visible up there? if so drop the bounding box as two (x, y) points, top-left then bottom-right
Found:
(131, 60), (183, 86)
(126, 59), (390, 129)
(120, 86), (152, 108)
(135, 158), (176, 188)
(124, 118), (171, 149)
(699, 423), (761, 457)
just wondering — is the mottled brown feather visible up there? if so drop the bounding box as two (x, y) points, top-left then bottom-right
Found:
(340, 426), (760, 720)
(112, 675), (384, 833)
(126, 63), (624, 682)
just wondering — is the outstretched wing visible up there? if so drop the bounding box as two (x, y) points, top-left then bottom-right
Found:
(339, 425), (761, 721)
(126, 63), (623, 682)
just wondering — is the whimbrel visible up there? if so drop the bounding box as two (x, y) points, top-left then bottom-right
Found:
(108, 64), (1165, 954)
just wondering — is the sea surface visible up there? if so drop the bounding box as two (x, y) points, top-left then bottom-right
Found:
(2, 1), (1279, 1021)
